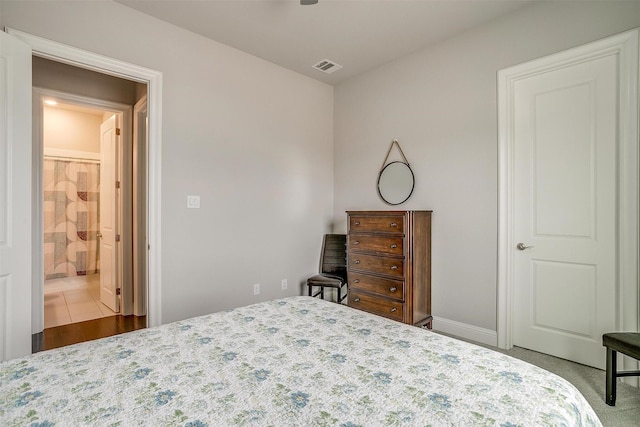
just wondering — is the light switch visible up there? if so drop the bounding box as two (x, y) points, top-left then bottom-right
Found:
(187, 195), (200, 209)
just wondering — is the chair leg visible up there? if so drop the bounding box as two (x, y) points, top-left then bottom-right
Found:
(337, 287), (341, 304)
(320, 287), (324, 300)
(340, 284), (348, 303)
(606, 347), (617, 406)
(308, 284), (312, 297)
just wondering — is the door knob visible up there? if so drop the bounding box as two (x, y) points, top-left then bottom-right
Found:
(97, 232), (103, 239)
(516, 242), (533, 250)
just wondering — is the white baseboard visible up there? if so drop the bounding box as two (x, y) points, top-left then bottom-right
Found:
(432, 316), (497, 347)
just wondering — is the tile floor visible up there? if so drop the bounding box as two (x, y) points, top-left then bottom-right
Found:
(44, 274), (117, 328)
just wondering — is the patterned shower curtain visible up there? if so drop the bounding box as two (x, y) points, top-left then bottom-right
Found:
(43, 158), (100, 280)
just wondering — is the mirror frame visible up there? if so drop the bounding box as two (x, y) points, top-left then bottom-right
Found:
(377, 161), (415, 205)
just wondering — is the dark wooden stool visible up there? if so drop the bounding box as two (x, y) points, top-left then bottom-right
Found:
(602, 332), (640, 406)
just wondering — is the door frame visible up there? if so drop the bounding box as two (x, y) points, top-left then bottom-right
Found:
(133, 95), (148, 316)
(497, 29), (639, 359)
(34, 87), (135, 326)
(6, 28), (163, 330)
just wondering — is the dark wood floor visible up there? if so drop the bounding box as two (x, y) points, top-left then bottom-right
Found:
(32, 315), (147, 353)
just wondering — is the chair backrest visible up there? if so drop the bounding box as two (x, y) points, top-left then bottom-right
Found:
(320, 234), (347, 278)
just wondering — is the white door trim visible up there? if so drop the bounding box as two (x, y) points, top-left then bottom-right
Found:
(6, 28), (163, 329)
(498, 29), (639, 352)
(133, 95), (148, 317)
(0, 30), (32, 360)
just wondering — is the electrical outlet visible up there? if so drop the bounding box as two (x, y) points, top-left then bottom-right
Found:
(281, 279), (288, 290)
(253, 283), (260, 295)
(187, 195), (200, 209)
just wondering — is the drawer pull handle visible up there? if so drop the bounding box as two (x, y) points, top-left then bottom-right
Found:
(390, 222), (398, 227)
(389, 287), (397, 292)
(354, 221), (360, 226)
(354, 241), (360, 245)
(354, 298), (360, 302)
(390, 307), (397, 312)
(354, 279), (360, 284)
(354, 260), (360, 264)
(390, 265), (398, 270)
(390, 244), (397, 249)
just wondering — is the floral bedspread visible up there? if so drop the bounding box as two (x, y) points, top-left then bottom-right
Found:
(1, 296), (601, 426)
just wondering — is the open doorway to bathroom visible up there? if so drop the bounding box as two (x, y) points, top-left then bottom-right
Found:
(32, 57), (148, 350)
(41, 100), (119, 327)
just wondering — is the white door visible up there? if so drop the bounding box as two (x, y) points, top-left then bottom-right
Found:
(0, 32), (32, 360)
(99, 115), (120, 312)
(512, 51), (618, 369)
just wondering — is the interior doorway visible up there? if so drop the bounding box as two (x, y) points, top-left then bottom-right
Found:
(33, 57), (149, 344)
(2, 27), (162, 360)
(41, 99), (122, 328)
(497, 29), (639, 374)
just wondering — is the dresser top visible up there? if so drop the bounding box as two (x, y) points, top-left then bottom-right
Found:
(346, 210), (433, 214)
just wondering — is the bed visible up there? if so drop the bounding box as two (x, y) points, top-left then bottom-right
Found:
(1, 296), (601, 426)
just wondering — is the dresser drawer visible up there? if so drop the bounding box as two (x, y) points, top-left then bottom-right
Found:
(348, 235), (404, 256)
(348, 253), (404, 279)
(349, 215), (405, 234)
(349, 290), (404, 322)
(348, 272), (404, 301)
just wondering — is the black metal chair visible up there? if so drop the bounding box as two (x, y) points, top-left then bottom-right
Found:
(602, 332), (640, 406)
(306, 234), (347, 303)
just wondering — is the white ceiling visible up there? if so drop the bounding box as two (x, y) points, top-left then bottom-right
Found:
(44, 101), (107, 117)
(115, 0), (534, 85)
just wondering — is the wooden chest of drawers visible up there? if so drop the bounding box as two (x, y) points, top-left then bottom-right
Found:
(346, 210), (432, 327)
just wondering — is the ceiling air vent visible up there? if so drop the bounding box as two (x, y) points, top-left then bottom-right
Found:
(313, 59), (343, 74)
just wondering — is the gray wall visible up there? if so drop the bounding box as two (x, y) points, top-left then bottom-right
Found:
(33, 56), (145, 105)
(2, 0), (335, 323)
(5, 0), (638, 334)
(333, 1), (640, 334)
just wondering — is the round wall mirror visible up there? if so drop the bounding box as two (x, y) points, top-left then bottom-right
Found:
(377, 161), (415, 205)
